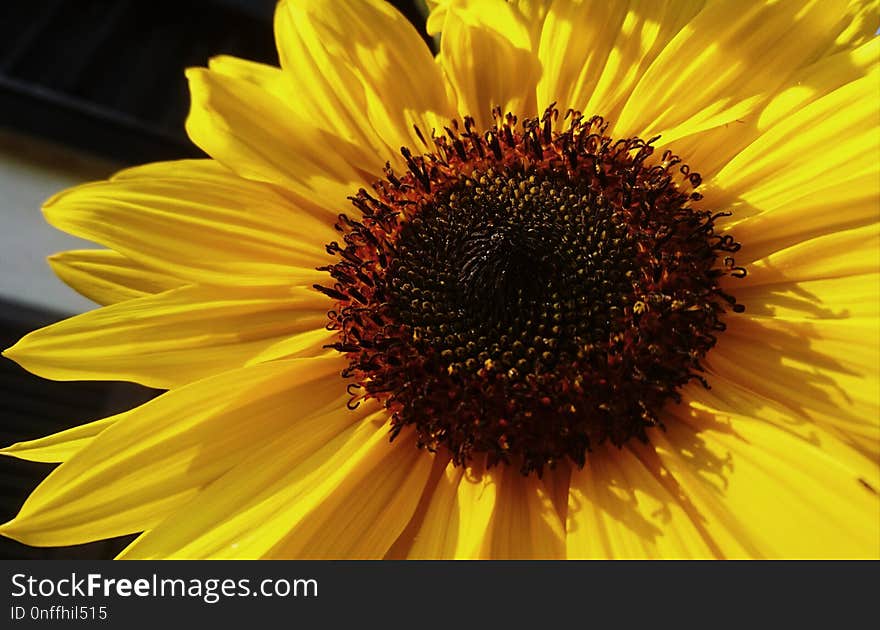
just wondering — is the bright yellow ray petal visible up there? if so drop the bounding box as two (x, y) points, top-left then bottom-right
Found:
(734, 223), (879, 286)
(756, 38), (879, 132)
(705, 300), (880, 461)
(672, 37), (878, 182)
(651, 407), (880, 559)
(706, 360), (880, 463)
(0, 417), (116, 464)
(428, 0), (549, 48)
(43, 160), (332, 287)
(719, 263), (879, 447)
(119, 417), (431, 560)
(48, 249), (183, 306)
(538, 1), (630, 116)
(117, 414), (384, 559)
(734, 273), (879, 319)
(185, 67), (375, 209)
(711, 72), (880, 262)
(567, 444), (717, 559)
(681, 378), (880, 485)
(265, 427), (434, 559)
(723, 274), (880, 458)
(434, 0), (541, 129)
(405, 457), (498, 559)
(617, 0), (855, 144)
(0, 355), (350, 547)
(275, 0), (455, 160)
(244, 327), (337, 366)
(512, 0), (550, 48)
(823, 0), (880, 55)
(4, 285), (328, 389)
(380, 452), (450, 559)
(111, 157), (251, 186)
(113, 157), (344, 231)
(538, 0), (704, 127)
(488, 464), (565, 559)
(206, 54), (288, 93)
(727, 313), (878, 382)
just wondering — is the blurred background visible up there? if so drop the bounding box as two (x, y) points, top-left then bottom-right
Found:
(0, 0), (429, 559)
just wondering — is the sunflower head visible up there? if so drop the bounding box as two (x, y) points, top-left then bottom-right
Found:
(0, 0), (877, 560)
(319, 107), (746, 474)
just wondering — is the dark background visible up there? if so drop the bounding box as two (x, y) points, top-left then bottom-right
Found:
(0, 0), (428, 560)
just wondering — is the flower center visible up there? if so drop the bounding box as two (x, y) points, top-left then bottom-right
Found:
(316, 108), (744, 475)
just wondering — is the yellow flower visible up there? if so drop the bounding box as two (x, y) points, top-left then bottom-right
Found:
(2, 0), (879, 559)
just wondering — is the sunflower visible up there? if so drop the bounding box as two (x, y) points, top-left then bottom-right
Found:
(1, 0), (878, 560)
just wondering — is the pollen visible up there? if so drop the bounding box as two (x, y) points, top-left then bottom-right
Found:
(316, 107), (745, 475)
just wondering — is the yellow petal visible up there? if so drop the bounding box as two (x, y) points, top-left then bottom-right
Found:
(435, 0), (541, 128)
(727, 312), (879, 381)
(512, 0), (550, 48)
(405, 457), (498, 559)
(275, 0), (454, 160)
(244, 327), (337, 366)
(538, 0), (704, 126)
(428, 0), (549, 48)
(265, 427), (434, 559)
(717, 285), (880, 458)
(681, 377), (880, 483)
(44, 160), (331, 287)
(120, 418), (431, 559)
(48, 249), (182, 306)
(4, 285), (329, 389)
(712, 245), (880, 460)
(756, 38), (878, 132)
(712, 72), (880, 263)
(706, 362), (880, 463)
(651, 406), (880, 558)
(113, 157), (344, 229)
(0, 355), (351, 547)
(823, 0), (880, 55)
(567, 444), (717, 559)
(185, 67), (374, 209)
(0, 417), (116, 464)
(206, 55), (369, 177)
(617, 0), (855, 143)
(671, 37), (878, 182)
(488, 464), (565, 559)
(735, 223), (879, 287)
(206, 54), (288, 93)
(734, 274), (879, 321)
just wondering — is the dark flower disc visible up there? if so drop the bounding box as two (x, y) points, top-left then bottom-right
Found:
(316, 108), (745, 475)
